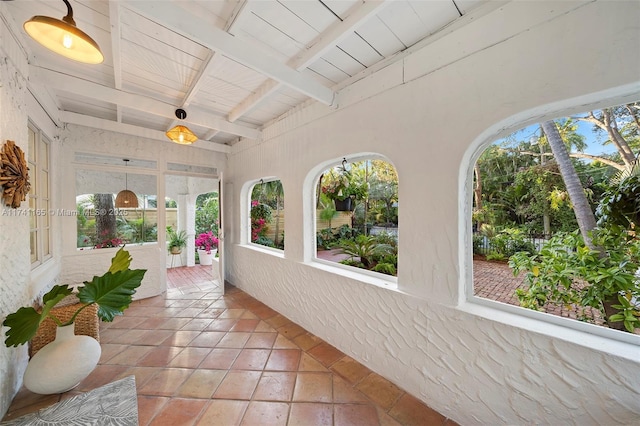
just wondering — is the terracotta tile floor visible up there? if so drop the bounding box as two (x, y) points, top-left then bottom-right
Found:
(3, 265), (457, 425)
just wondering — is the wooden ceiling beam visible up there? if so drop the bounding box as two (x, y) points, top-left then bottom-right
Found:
(228, 0), (388, 122)
(127, 1), (335, 106)
(32, 66), (261, 140)
(62, 112), (232, 153)
(108, 1), (123, 123)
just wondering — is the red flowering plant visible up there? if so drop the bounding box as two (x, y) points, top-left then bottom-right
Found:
(195, 231), (219, 254)
(250, 200), (272, 242)
(84, 229), (124, 249)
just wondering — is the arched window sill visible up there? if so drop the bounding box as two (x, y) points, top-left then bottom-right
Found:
(310, 258), (398, 291)
(242, 243), (285, 258)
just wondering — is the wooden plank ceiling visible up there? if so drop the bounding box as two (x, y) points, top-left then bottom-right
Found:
(2, 0), (484, 151)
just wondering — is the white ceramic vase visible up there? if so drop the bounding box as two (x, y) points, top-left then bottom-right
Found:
(198, 249), (216, 265)
(23, 324), (101, 395)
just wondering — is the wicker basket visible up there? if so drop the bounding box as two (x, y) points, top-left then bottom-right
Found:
(29, 295), (100, 358)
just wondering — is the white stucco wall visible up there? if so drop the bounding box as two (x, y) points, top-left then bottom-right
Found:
(226, 2), (640, 424)
(0, 9), (64, 415)
(0, 17), (225, 408)
(0, 14), (31, 416)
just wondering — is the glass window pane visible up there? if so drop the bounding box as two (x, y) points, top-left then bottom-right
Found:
(250, 180), (283, 250)
(42, 227), (51, 257)
(29, 198), (37, 230)
(30, 231), (37, 263)
(28, 127), (36, 162)
(76, 170), (158, 249)
(29, 172), (37, 195)
(314, 160), (398, 276)
(43, 200), (50, 227)
(41, 140), (49, 169)
(41, 171), (49, 198)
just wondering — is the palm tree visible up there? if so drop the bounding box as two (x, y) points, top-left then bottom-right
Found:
(541, 120), (597, 248)
(541, 120), (628, 331)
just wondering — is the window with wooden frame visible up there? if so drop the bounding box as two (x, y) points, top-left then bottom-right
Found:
(28, 123), (52, 267)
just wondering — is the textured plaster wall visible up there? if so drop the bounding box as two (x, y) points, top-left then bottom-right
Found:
(0, 14), (33, 416)
(57, 125), (225, 299)
(227, 2), (640, 425)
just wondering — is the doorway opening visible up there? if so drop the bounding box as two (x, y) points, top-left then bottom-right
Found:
(165, 174), (224, 294)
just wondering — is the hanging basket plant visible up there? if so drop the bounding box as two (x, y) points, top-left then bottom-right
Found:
(321, 161), (366, 211)
(334, 198), (353, 211)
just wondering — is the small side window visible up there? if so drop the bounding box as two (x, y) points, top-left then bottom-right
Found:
(250, 179), (284, 250)
(315, 158), (399, 277)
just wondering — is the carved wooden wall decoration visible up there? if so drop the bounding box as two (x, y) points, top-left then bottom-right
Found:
(0, 140), (31, 208)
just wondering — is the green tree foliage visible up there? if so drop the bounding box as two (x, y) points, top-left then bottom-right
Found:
(474, 118), (611, 235)
(338, 235), (395, 269)
(195, 193), (219, 236)
(510, 227), (640, 332)
(367, 160), (398, 225)
(596, 170), (640, 230)
(508, 126), (640, 332)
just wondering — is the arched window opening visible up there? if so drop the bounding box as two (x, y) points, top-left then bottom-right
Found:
(250, 179), (284, 250)
(471, 100), (640, 334)
(316, 159), (399, 276)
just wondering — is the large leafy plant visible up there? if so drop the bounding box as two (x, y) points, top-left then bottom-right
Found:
(596, 172), (640, 230)
(3, 247), (146, 347)
(509, 227), (640, 332)
(338, 235), (395, 269)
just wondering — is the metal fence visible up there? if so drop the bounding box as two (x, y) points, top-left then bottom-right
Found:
(473, 233), (551, 256)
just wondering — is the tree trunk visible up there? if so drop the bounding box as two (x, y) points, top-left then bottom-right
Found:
(273, 194), (281, 246)
(602, 295), (626, 331)
(542, 211), (551, 236)
(579, 110), (636, 170)
(364, 162), (369, 235)
(539, 143), (551, 236)
(542, 121), (627, 331)
(625, 104), (640, 130)
(317, 174), (324, 208)
(473, 163), (483, 230)
(94, 193), (117, 240)
(603, 108), (636, 169)
(541, 121), (597, 249)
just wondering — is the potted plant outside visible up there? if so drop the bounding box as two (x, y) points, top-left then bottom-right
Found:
(196, 231), (218, 265)
(321, 168), (367, 211)
(167, 226), (187, 254)
(2, 247), (146, 394)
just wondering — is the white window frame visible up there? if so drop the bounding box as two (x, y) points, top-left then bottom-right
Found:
(459, 89), (640, 349)
(248, 178), (285, 252)
(309, 155), (399, 288)
(28, 122), (52, 268)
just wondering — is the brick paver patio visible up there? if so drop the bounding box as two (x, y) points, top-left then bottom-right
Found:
(473, 259), (603, 325)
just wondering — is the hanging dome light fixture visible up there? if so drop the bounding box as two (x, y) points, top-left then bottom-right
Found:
(166, 109), (198, 145)
(115, 159), (138, 208)
(23, 0), (104, 64)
